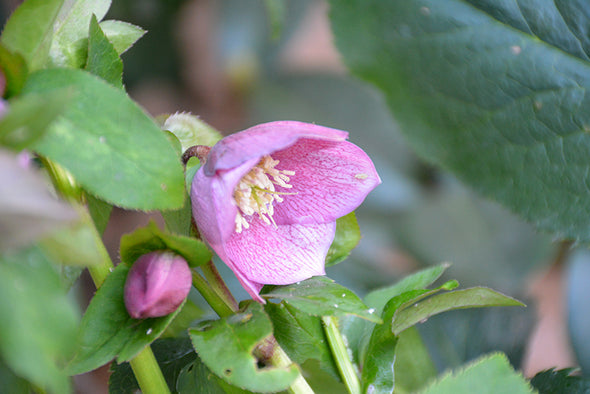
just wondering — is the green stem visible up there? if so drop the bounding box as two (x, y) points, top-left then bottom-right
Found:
(129, 347), (171, 394)
(201, 260), (239, 310)
(42, 157), (170, 394)
(191, 270), (236, 317)
(269, 340), (315, 394)
(322, 316), (361, 394)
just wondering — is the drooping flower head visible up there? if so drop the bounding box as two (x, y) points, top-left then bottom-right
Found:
(124, 251), (192, 319)
(191, 121), (380, 302)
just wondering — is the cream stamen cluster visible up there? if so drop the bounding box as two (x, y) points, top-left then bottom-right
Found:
(233, 155), (295, 233)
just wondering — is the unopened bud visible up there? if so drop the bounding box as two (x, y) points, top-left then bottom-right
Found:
(124, 251), (192, 319)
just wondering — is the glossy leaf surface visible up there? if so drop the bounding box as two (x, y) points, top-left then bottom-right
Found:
(330, 0), (590, 242)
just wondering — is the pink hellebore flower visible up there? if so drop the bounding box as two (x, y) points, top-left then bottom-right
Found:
(124, 251), (192, 319)
(191, 121), (380, 302)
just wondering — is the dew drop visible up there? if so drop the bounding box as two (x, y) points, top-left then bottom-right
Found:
(355, 173), (368, 180)
(341, 293), (347, 298)
(367, 384), (376, 394)
(146, 328), (153, 335)
(368, 308), (375, 314)
(99, 136), (106, 144)
(510, 45), (522, 55)
(334, 304), (339, 308)
(420, 6), (430, 15)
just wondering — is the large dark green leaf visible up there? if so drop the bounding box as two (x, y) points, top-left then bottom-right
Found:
(24, 68), (185, 210)
(189, 302), (300, 392)
(0, 247), (78, 394)
(530, 368), (590, 394)
(330, 0), (590, 242)
(420, 353), (532, 394)
(66, 263), (183, 375)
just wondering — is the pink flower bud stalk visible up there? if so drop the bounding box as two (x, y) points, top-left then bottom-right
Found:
(191, 121), (381, 302)
(124, 251), (192, 319)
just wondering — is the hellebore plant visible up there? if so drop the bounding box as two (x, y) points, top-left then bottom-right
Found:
(124, 251), (192, 319)
(191, 121), (381, 302)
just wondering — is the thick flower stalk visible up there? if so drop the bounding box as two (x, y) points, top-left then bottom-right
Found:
(124, 251), (192, 319)
(191, 121), (380, 302)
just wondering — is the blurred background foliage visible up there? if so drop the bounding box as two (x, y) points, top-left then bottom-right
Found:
(2, 0), (585, 389)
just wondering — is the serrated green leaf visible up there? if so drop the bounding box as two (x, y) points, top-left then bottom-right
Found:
(393, 327), (437, 393)
(391, 287), (524, 335)
(330, 0), (590, 242)
(99, 20), (146, 55)
(48, 0), (111, 68)
(0, 247), (78, 394)
(419, 353), (532, 394)
(109, 338), (197, 394)
(265, 302), (340, 379)
(189, 302), (299, 392)
(24, 68), (185, 210)
(120, 221), (211, 268)
(263, 277), (382, 323)
(0, 0), (62, 70)
(0, 44), (28, 98)
(66, 263), (183, 375)
(85, 15), (123, 88)
(364, 263), (451, 315)
(0, 90), (71, 151)
(325, 212), (361, 267)
(530, 368), (590, 394)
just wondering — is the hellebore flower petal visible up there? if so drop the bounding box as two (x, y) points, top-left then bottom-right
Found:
(124, 251), (192, 319)
(191, 121), (380, 302)
(225, 219), (335, 285)
(192, 158), (259, 246)
(271, 138), (381, 225)
(203, 121), (348, 176)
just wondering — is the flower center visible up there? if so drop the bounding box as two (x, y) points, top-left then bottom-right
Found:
(233, 155), (295, 233)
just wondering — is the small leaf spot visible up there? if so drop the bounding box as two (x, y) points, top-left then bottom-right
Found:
(510, 45), (522, 55)
(224, 368), (232, 376)
(534, 101), (543, 110)
(420, 6), (430, 16)
(99, 136), (106, 143)
(584, 125), (590, 133)
(160, 183), (168, 191)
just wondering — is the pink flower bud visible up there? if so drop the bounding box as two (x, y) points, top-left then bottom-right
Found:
(124, 251), (192, 319)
